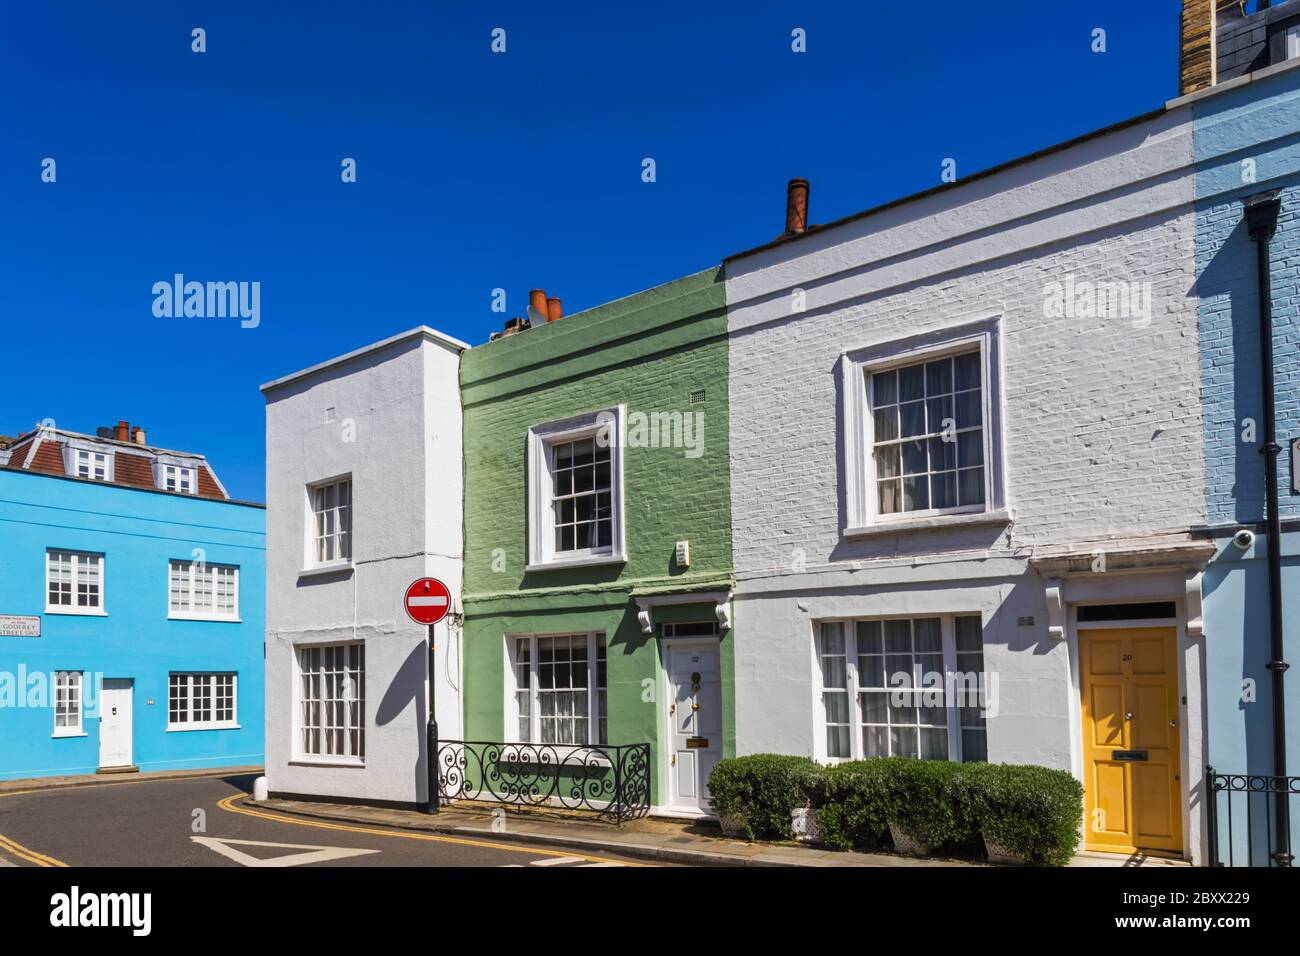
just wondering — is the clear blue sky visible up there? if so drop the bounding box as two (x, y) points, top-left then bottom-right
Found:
(2, 1), (1182, 502)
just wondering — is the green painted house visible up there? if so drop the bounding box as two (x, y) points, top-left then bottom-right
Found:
(459, 267), (734, 816)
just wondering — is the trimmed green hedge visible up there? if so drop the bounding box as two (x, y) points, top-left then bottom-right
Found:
(815, 760), (892, 850)
(706, 754), (819, 840)
(955, 762), (1084, 866)
(709, 754), (1083, 865)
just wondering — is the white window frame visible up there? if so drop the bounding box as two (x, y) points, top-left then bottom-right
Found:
(506, 633), (608, 748)
(72, 448), (112, 482)
(811, 614), (989, 764)
(292, 642), (365, 765)
(841, 315), (1006, 536)
(52, 670), (85, 737)
(168, 559), (240, 621)
(167, 672), (239, 731)
(304, 475), (353, 571)
(159, 463), (197, 494)
(526, 407), (626, 571)
(45, 549), (106, 616)
(1288, 23), (1300, 60)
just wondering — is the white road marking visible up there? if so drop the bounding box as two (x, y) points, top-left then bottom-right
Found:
(502, 856), (626, 868)
(529, 856), (588, 866)
(192, 836), (380, 867)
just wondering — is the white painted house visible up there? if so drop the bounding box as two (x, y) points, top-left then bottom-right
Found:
(260, 327), (467, 807)
(724, 104), (1217, 861)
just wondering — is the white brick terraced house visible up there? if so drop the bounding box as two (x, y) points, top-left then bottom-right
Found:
(723, 104), (1217, 862)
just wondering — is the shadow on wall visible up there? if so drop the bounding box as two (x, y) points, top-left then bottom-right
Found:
(983, 575), (1057, 659)
(1191, 214), (1265, 526)
(376, 641), (428, 803)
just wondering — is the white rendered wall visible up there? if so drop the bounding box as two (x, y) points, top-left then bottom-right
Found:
(263, 329), (464, 805)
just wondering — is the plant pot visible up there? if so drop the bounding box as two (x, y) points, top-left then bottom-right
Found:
(889, 823), (933, 857)
(717, 813), (748, 838)
(983, 835), (1028, 865)
(791, 807), (821, 844)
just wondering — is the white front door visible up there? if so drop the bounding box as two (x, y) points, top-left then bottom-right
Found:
(664, 639), (722, 815)
(99, 679), (134, 768)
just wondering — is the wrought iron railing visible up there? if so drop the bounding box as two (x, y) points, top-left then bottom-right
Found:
(436, 740), (651, 825)
(1205, 766), (1299, 867)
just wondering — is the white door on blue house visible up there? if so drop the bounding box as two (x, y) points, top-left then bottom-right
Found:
(99, 679), (134, 769)
(663, 629), (722, 815)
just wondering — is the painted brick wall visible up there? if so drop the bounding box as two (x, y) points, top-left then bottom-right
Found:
(461, 270), (731, 598)
(1196, 184), (1300, 523)
(1192, 64), (1300, 523)
(727, 211), (1205, 577)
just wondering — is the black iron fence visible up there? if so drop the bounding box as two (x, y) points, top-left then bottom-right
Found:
(1205, 766), (1299, 866)
(436, 740), (651, 825)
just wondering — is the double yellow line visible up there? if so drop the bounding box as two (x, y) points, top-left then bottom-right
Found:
(218, 793), (642, 866)
(0, 787), (69, 866)
(0, 832), (67, 867)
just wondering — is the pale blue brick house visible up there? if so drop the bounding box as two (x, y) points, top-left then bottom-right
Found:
(1191, 0), (1300, 866)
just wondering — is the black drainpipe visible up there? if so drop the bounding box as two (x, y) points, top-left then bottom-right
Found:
(1243, 189), (1291, 867)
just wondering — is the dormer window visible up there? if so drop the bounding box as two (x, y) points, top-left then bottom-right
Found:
(73, 449), (111, 482)
(161, 464), (197, 494)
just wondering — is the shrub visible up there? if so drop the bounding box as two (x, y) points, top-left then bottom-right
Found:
(956, 762), (1083, 866)
(814, 760), (893, 851)
(710, 753), (1082, 866)
(707, 754), (821, 840)
(879, 757), (976, 850)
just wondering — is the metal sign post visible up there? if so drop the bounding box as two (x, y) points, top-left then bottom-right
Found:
(426, 622), (439, 814)
(405, 577), (450, 816)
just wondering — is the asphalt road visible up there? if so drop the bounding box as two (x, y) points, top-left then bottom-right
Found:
(0, 773), (655, 868)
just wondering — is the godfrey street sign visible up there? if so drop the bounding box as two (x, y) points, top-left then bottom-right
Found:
(0, 615), (41, 637)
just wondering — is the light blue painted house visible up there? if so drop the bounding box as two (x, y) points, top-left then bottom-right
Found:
(1190, 0), (1300, 866)
(0, 420), (265, 781)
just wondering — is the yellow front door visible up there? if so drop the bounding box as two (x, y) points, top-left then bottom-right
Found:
(1079, 627), (1182, 855)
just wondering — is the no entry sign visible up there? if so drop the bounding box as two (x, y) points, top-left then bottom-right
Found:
(404, 577), (451, 626)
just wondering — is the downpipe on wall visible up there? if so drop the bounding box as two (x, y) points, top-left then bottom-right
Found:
(1244, 189), (1290, 866)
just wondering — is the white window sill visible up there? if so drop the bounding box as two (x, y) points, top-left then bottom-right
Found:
(52, 729), (87, 739)
(168, 613), (242, 623)
(45, 607), (107, 617)
(525, 553), (627, 573)
(843, 509), (1011, 539)
(289, 757), (366, 769)
(167, 722), (240, 732)
(298, 562), (354, 579)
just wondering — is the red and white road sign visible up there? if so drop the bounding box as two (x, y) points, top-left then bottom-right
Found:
(404, 577), (451, 626)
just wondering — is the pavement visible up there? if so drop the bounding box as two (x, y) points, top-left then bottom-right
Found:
(0, 771), (655, 867)
(254, 795), (979, 867)
(0, 765), (263, 796)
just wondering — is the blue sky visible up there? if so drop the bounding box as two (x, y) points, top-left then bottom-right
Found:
(2, 1), (1182, 501)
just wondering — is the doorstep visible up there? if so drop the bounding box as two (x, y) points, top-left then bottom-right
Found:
(0, 765), (263, 795)
(1069, 850), (1193, 868)
(251, 797), (984, 868)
